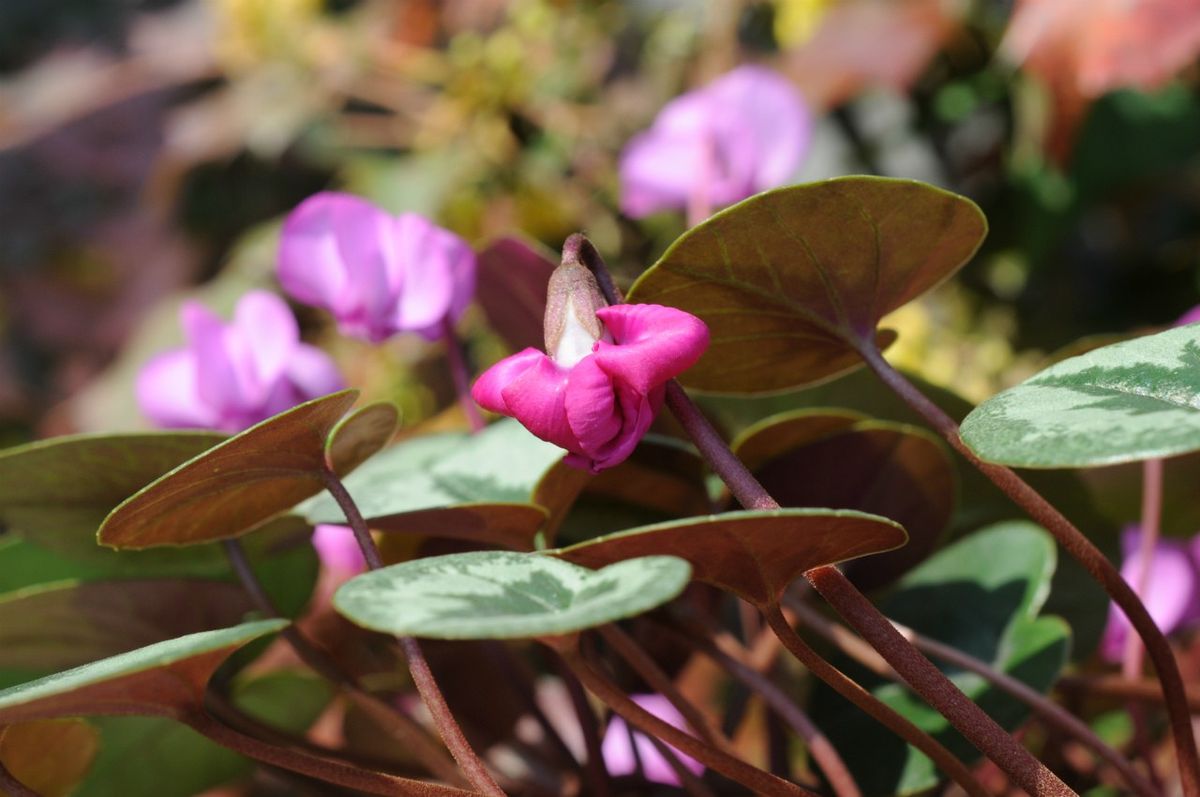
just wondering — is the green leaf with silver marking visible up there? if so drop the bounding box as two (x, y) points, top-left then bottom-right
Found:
(333, 551), (690, 639)
(961, 324), (1200, 467)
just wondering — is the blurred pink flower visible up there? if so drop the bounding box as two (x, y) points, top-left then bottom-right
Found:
(1100, 526), (1200, 662)
(1177, 305), (1200, 327)
(600, 694), (705, 786)
(278, 192), (476, 343)
(472, 303), (708, 473)
(311, 524), (367, 577)
(137, 291), (344, 433)
(619, 65), (811, 219)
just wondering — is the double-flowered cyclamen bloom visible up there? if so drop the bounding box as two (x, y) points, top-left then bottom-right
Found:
(278, 192), (476, 342)
(619, 64), (811, 219)
(137, 291), (344, 433)
(600, 693), (705, 786)
(471, 256), (708, 473)
(1100, 526), (1200, 662)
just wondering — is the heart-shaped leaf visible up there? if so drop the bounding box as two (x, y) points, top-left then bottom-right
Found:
(326, 401), (400, 475)
(0, 620), (286, 724)
(301, 419), (564, 551)
(0, 719), (99, 797)
(99, 391), (358, 549)
(810, 522), (1069, 795)
(555, 509), (906, 606)
(733, 411), (955, 588)
(962, 325), (1200, 467)
(0, 580), (268, 673)
(476, 235), (557, 352)
(626, 176), (987, 393)
(333, 551), (691, 639)
(0, 432), (224, 550)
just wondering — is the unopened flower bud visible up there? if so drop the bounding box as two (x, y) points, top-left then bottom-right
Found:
(543, 248), (612, 367)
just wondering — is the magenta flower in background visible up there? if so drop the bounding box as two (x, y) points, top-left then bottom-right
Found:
(278, 192), (476, 343)
(137, 290), (344, 433)
(619, 64), (811, 219)
(1099, 526), (1200, 662)
(1177, 304), (1200, 326)
(472, 303), (708, 473)
(311, 524), (367, 577)
(600, 694), (705, 785)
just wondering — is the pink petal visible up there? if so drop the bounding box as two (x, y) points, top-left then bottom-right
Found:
(392, 214), (476, 339)
(312, 524), (367, 576)
(278, 192), (362, 312)
(471, 348), (546, 414)
(600, 694), (705, 786)
(498, 354), (580, 453)
(563, 356), (621, 461)
(180, 300), (244, 414)
(619, 126), (713, 219)
(232, 290), (299, 396)
(285, 343), (347, 399)
(1176, 305), (1200, 327)
(592, 304), (709, 394)
(1100, 528), (1199, 662)
(136, 349), (218, 429)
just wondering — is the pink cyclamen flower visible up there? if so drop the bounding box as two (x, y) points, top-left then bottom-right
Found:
(1177, 304), (1200, 327)
(137, 290), (344, 433)
(311, 524), (367, 577)
(600, 694), (705, 786)
(1099, 526), (1200, 662)
(619, 64), (811, 219)
(278, 192), (476, 343)
(471, 296), (708, 473)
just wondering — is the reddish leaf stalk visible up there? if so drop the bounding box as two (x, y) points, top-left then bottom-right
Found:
(761, 604), (990, 797)
(320, 466), (504, 796)
(547, 649), (613, 797)
(576, 236), (1067, 795)
(598, 624), (730, 751)
(442, 317), (486, 433)
(219, 539), (467, 785)
(786, 597), (1157, 797)
(855, 341), (1200, 797)
(656, 620), (864, 797)
(186, 711), (477, 797)
(554, 641), (818, 797)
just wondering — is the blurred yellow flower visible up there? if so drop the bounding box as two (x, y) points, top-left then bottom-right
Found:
(774, 0), (835, 48)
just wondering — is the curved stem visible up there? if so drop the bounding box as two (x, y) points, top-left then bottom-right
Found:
(442, 318), (486, 433)
(555, 642), (817, 797)
(597, 625), (730, 751)
(856, 342), (1200, 797)
(645, 733), (718, 797)
(575, 236), (1072, 795)
(219, 539), (466, 786)
(320, 466), (504, 796)
(656, 619), (863, 797)
(547, 649), (612, 797)
(1126, 458), (1164, 679)
(186, 711), (477, 797)
(761, 603), (989, 797)
(1059, 675), (1200, 711)
(787, 596), (1157, 797)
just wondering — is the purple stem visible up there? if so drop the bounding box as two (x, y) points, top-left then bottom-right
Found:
(442, 318), (486, 433)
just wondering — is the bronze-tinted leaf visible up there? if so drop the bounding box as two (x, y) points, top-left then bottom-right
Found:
(476, 236), (557, 352)
(99, 391), (358, 549)
(733, 411), (955, 588)
(554, 509), (906, 605)
(0, 580), (260, 672)
(326, 401), (400, 476)
(0, 719), (99, 797)
(374, 504), (549, 553)
(0, 432), (225, 549)
(627, 177), (986, 393)
(0, 621), (287, 723)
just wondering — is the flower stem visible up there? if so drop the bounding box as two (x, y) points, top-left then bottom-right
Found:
(761, 603), (989, 797)
(185, 711), (477, 797)
(551, 639), (818, 797)
(575, 234), (1071, 795)
(546, 649), (613, 797)
(655, 618), (863, 797)
(219, 539), (467, 785)
(319, 466), (504, 796)
(442, 318), (486, 433)
(1126, 457), (1164, 679)
(855, 341), (1200, 797)
(786, 595), (1157, 797)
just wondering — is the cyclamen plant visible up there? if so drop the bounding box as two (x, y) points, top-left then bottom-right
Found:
(3, 177), (1200, 797)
